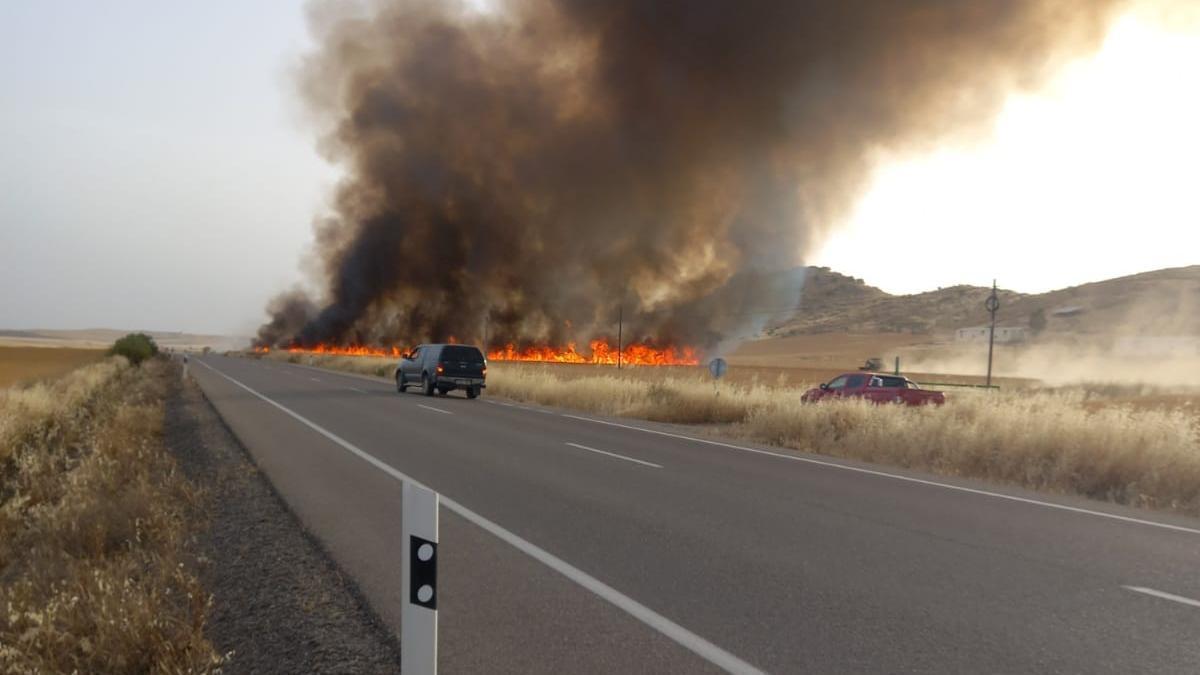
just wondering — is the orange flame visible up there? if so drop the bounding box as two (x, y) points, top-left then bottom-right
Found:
(263, 339), (698, 366)
(281, 344), (405, 358)
(487, 339), (698, 366)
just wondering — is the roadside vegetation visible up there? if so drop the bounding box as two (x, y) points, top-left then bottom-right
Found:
(257, 350), (1200, 516)
(109, 331), (160, 365)
(0, 343), (222, 671)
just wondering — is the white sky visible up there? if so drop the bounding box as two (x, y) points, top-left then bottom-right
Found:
(810, 5), (1200, 294)
(1, 2), (1197, 334)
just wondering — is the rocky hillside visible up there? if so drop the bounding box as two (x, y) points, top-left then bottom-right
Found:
(773, 265), (1200, 337)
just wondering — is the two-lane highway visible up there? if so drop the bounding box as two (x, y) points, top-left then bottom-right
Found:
(191, 354), (1200, 673)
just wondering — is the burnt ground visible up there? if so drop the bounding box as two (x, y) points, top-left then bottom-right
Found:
(164, 371), (402, 674)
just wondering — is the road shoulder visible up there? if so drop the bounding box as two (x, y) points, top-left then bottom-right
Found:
(164, 372), (403, 673)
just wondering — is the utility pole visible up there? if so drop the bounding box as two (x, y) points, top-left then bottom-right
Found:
(985, 280), (1000, 388)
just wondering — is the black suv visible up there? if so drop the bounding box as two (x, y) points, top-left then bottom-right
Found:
(395, 344), (487, 398)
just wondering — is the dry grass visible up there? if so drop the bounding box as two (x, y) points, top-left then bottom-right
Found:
(742, 391), (1200, 513)
(0, 346), (106, 388)
(0, 357), (223, 673)
(257, 350), (1200, 516)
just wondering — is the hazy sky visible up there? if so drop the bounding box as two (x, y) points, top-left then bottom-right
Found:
(0, 1), (331, 336)
(2, 1), (1198, 335)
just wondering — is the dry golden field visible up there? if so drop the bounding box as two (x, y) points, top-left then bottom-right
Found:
(0, 346), (106, 388)
(730, 333), (1039, 388)
(729, 332), (934, 368)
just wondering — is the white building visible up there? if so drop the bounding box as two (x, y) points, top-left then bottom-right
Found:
(955, 326), (1029, 344)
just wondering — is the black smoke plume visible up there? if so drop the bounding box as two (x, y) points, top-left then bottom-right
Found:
(258, 0), (1122, 351)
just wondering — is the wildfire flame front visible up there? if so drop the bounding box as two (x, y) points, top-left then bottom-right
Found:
(256, 340), (699, 366)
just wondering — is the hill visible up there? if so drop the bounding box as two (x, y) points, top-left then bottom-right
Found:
(772, 265), (1200, 337)
(0, 328), (249, 351)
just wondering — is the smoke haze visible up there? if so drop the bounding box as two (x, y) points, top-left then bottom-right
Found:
(258, 0), (1124, 351)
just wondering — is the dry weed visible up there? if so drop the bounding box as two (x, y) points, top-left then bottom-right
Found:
(0, 357), (222, 673)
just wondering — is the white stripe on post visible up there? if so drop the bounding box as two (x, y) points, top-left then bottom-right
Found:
(402, 482), (439, 674)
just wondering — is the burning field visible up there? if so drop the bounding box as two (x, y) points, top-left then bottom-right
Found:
(264, 339), (698, 365)
(254, 0), (1125, 360)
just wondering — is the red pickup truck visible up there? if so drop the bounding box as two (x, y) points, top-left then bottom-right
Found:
(802, 373), (946, 406)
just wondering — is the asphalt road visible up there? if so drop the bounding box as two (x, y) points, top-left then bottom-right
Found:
(191, 354), (1200, 673)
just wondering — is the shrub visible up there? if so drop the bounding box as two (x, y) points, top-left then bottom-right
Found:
(109, 333), (159, 365)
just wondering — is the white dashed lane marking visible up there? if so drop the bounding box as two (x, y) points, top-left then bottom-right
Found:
(417, 404), (453, 415)
(1123, 586), (1200, 609)
(564, 442), (663, 469)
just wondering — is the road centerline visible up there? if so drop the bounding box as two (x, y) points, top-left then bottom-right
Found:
(564, 442), (663, 469)
(194, 358), (763, 674)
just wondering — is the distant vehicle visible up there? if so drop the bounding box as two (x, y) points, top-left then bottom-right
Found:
(802, 373), (945, 406)
(858, 357), (884, 371)
(395, 344), (487, 398)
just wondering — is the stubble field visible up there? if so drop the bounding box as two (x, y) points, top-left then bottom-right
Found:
(0, 345), (106, 388)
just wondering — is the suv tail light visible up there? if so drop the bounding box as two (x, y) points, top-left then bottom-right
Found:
(436, 363), (445, 374)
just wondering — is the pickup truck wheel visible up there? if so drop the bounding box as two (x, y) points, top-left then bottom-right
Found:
(466, 386), (479, 399)
(422, 373), (435, 397)
(396, 372), (406, 393)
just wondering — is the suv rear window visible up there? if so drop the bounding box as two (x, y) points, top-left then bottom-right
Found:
(441, 345), (484, 362)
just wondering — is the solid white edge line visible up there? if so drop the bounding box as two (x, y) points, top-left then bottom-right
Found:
(560, 414), (1200, 536)
(194, 359), (763, 674)
(565, 442), (664, 469)
(1123, 586), (1200, 608)
(417, 404), (453, 415)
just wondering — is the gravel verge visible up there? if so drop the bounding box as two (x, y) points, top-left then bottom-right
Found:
(164, 372), (403, 674)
